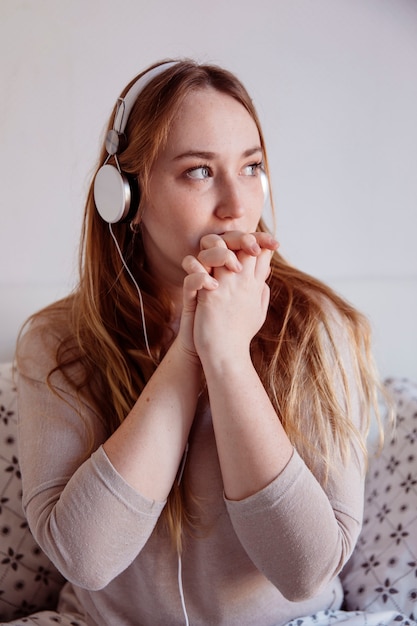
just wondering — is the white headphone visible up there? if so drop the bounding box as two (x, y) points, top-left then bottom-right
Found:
(93, 61), (179, 224)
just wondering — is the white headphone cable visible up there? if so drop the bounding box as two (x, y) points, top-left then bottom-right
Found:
(109, 223), (155, 363)
(110, 222), (190, 623)
(177, 441), (190, 625)
(178, 551), (190, 626)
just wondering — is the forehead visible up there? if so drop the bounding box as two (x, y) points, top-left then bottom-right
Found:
(163, 87), (261, 155)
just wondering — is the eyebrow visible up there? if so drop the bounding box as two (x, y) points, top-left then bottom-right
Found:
(173, 146), (263, 161)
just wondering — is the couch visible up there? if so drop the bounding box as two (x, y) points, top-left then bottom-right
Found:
(0, 361), (416, 623)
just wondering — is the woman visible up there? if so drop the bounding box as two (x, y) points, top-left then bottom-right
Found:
(14, 59), (406, 626)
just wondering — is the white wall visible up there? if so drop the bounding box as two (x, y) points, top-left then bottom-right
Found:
(1, 0), (416, 380)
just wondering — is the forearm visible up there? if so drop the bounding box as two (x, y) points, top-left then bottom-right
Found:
(18, 365), (166, 587)
(202, 351), (293, 501)
(103, 338), (202, 501)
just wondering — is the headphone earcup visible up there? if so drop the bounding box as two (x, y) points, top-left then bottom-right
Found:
(93, 164), (140, 224)
(260, 170), (269, 204)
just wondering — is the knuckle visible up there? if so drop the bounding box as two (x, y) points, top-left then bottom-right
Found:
(200, 234), (226, 249)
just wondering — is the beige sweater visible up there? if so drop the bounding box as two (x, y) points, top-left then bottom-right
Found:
(17, 317), (365, 626)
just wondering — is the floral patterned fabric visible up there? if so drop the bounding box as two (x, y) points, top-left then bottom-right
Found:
(3, 612), (83, 626)
(284, 608), (415, 625)
(0, 363), (65, 623)
(340, 378), (417, 623)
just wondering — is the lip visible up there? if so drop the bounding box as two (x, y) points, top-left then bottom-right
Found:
(212, 229), (240, 236)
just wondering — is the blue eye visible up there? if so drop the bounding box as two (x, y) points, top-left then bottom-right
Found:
(243, 162), (262, 176)
(186, 166), (211, 180)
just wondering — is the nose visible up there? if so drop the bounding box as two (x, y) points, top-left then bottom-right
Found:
(214, 176), (245, 220)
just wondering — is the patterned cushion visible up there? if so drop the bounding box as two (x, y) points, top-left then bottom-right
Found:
(341, 378), (417, 622)
(0, 362), (65, 622)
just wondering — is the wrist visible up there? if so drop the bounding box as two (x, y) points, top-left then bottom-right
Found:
(170, 336), (202, 369)
(199, 345), (253, 379)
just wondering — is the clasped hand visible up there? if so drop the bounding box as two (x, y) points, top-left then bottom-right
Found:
(179, 231), (278, 363)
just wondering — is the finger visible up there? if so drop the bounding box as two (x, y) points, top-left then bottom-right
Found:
(182, 272), (218, 313)
(200, 234), (228, 251)
(261, 283), (271, 315)
(253, 248), (274, 281)
(253, 232), (280, 251)
(234, 248), (272, 282)
(219, 231), (279, 255)
(183, 272), (219, 293)
(197, 247), (242, 273)
(182, 254), (210, 276)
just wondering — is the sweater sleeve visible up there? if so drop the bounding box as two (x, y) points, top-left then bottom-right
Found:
(225, 306), (368, 602)
(17, 322), (165, 590)
(225, 447), (364, 602)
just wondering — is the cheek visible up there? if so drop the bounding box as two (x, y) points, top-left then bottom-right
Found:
(141, 192), (177, 232)
(248, 201), (264, 229)
(253, 188), (266, 223)
(141, 202), (201, 258)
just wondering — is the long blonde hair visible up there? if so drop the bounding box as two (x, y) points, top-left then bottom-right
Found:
(21, 59), (382, 551)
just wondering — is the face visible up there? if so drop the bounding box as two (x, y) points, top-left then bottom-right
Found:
(138, 87), (265, 293)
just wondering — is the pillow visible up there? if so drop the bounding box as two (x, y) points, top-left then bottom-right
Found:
(0, 362), (65, 622)
(341, 377), (417, 622)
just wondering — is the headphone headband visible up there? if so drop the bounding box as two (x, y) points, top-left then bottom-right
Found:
(113, 61), (178, 135)
(94, 61), (179, 223)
